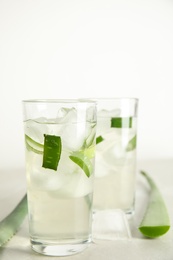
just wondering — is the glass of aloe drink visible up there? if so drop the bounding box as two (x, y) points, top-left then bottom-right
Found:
(93, 98), (139, 218)
(22, 99), (97, 256)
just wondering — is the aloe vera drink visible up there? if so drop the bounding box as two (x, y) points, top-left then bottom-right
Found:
(22, 100), (97, 256)
(93, 98), (138, 216)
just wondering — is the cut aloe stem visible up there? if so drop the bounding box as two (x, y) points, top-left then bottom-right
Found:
(0, 194), (28, 246)
(25, 135), (43, 154)
(69, 152), (93, 178)
(138, 171), (171, 238)
(111, 117), (132, 128)
(42, 135), (62, 171)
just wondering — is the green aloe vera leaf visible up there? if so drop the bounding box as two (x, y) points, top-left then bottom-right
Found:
(126, 135), (137, 151)
(96, 135), (104, 145)
(25, 135), (43, 154)
(80, 145), (95, 159)
(111, 117), (132, 128)
(138, 171), (171, 238)
(69, 152), (93, 178)
(0, 194), (28, 246)
(83, 124), (96, 148)
(42, 134), (62, 171)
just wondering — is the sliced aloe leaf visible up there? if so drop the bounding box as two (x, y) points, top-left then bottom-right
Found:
(25, 135), (43, 154)
(0, 194), (27, 246)
(82, 123), (96, 150)
(126, 135), (137, 151)
(96, 135), (104, 145)
(69, 152), (93, 177)
(138, 171), (170, 238)
(42, 135), (62, 171)
(81, 145), (95, 159)
(111, 117), (132, 128)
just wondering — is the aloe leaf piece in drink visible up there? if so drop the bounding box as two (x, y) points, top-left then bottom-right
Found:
(96, 135), (104, 145)
(69, 152), (93, 178)
(111, 117), (132, 128)
(126, 135), (137, 151)
(25, 135), (43, 154)
(42, 135), (62, 171)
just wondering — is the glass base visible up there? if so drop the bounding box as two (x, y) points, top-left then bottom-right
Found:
(92, 209), (132, 242)
(31, 239), (90, 256)
(124, 207), (135, 219)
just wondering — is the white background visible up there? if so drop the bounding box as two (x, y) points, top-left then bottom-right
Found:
(0, 0), (173, 169)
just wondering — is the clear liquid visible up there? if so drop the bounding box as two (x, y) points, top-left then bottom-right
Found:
(24, 117), (95, 255)
(93, 116), (137, 214)
(93, 159), (136, 212)
(28, 189), (93, 242)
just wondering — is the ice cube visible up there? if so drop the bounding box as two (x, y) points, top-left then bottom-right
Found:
(56, 107), (76, 122)
(56, 170), (93, 198)
(24, 118), (49, 143)
(95, 129), (128, 173)
(27, 150), (77, 191)
(98, 108), (120, 118)
(55, 108), (88, 150)
(97, 109), (121, 136)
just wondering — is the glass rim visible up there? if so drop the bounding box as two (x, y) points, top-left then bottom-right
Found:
(90, 97), (139, 102)
(22, 98), (97, 104)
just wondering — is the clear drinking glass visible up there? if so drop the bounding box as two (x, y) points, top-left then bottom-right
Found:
(22, 99), (97, 256)
(93, 98), (139, 216)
